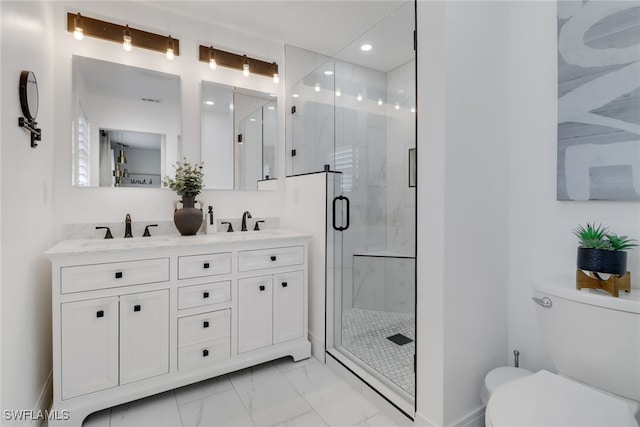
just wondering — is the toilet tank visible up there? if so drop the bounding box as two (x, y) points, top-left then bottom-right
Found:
(533, 279), (640, 402)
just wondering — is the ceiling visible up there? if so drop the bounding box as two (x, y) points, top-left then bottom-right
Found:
(140, 0), (413, 71)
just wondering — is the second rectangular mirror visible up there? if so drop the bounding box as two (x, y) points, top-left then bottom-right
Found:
(201, 81), (277, 191)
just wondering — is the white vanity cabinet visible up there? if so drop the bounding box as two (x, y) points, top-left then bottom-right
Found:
(46, 231), (310, 427)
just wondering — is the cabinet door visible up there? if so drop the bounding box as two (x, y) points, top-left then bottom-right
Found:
(273, 271), (304, 344)
(61, 297), (118, 399)
(238, 276), (273, 353)
(120, 290), (169, 384)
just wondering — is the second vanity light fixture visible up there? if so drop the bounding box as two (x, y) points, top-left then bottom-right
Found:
(67, 13), (180, 59)
(198, 45), (279, 83)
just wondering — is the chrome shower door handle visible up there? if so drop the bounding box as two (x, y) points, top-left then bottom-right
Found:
(531, 296), (552, 308)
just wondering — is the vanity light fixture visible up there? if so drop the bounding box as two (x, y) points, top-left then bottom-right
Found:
(66, 13), (180, 58)
(197, 45), (279, 82)
(122, 25), (132, 52)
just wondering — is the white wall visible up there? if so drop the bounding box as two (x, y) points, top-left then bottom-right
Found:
(417, 2), (640, 426)
(506, 0), (640, 374)
(52, 1), (286, 236)
(416, 1), (510, 426)
(1, 1), (56, 423)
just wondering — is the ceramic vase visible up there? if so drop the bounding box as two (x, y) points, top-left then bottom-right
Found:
(174, 195), (202, 236)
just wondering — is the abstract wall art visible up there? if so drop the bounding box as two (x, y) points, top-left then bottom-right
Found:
(557, 1), (640, 201)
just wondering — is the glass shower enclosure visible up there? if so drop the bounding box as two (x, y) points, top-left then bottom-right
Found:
(289, 2), (416, 413)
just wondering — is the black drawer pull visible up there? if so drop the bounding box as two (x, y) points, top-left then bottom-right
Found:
(203, 292), (210, 299)
(270, 255), (277, 261)
(203, 262), (210, 269)
(134, 305), (141, 312)
(281, 282), (288, 288)
(115, 271), (123, 279)
(202, 349), (209, 357)
(203, 321), (209, 328)
(259, 285), (266, 291)
(96, 310), (104, 318)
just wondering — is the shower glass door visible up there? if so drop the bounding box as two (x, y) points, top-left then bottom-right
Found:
(330, 1), (416, 409)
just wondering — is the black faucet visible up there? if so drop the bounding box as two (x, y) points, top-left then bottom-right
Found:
(241, 211), (252, 232)
(124, 213), (133, 238)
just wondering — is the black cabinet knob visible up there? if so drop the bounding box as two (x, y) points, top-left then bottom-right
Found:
(96, 310), (104, 318)
(203, 262), (210, 269)
(281, 282), (288, 288)
(270, 255), (277, 261)
(202, 349), (209, 357)
(259, 285), (266, 291)
(203, 291), (210, 299)
(115, 271), (123, 279)
(134, 305), (141, 312)
(203, 321), (209, 328)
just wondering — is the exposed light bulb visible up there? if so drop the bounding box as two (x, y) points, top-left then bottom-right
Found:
(315, 83), (320, 92)
(273, 73), (279, 84)
(73, 27), (84, 41)
(204, 100), (214, 106)
(122, 26), (132, 52)
(242, 62), (250, 77)
(209, 47), (217, 70)
(378, 98), (383, 106)
(166, 36), (175, 60)
(73, 13), (84, 41)
(292, 93), (299, 98)
(411, 107), (416, 113)
(335, 89), (342, 97)
(395, 103), (400, 110)
(357, 93), (362, 102)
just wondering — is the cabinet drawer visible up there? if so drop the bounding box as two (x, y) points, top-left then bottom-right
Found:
(178, 281), (231, 310)
(178, 337), (230, 371)
(178, 309), (230, 347)
(178, 253), (231, 279)
(61, 258), (169, 294)
(238, 246), (304, 272)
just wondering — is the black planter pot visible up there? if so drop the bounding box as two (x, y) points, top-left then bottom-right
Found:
(577, 247), (627, 276)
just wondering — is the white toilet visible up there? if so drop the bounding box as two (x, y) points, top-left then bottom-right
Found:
(483, 279), (640, 426)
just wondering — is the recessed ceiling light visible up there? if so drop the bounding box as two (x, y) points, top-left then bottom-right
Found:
(292, 93), (299, 98)
(324, 70), (334, 76)
(204, 100), (214, 105)
(360, 44), (372, 52)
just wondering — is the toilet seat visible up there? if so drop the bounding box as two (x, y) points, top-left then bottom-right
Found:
(486, 370), (638, 426)
(481, 366), (532, 405)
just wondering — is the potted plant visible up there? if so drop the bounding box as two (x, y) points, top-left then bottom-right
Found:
(572, 222), (637, 278)
(162, 159), (204, 235)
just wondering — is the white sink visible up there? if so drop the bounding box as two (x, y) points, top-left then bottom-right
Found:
(79, 236), (172, 250)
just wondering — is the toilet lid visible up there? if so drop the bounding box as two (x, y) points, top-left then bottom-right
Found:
(486, 370), (638, 426)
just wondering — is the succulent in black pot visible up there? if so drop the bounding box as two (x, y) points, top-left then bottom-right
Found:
(573, 223), (637, 278)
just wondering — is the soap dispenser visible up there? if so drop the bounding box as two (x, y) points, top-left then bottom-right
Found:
(204, 205), (216, 234)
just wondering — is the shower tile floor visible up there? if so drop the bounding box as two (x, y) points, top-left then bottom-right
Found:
(341, 308), (415, 396)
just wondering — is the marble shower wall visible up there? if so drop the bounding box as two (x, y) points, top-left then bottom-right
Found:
(385, 60), (416, 258)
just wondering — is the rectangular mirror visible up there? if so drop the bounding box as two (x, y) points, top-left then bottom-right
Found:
(201, 81), (277, 191)
(71, 56), (181, 187)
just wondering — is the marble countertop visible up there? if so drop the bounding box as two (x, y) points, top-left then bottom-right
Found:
(45, 229), (311, 257)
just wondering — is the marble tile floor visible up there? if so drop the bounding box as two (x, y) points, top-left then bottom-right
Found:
(82, 356), (399, 427)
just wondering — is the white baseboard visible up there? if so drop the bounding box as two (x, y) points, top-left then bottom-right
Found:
(30, 370), (53, 427)
(414, 406), (485, 427)
(308, 331), (325, 363)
